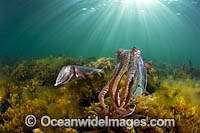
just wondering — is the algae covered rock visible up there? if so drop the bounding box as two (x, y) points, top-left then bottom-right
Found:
(85, 78), (200, 132)
(2, 56), (86, 85)
(87, 57), (116, 72)
(0, 56), (200, 132)
(0, 56), (111, 132)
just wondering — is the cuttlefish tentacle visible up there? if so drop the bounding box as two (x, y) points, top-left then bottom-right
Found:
(124, 47), (141, 107)
(116, 49), (138, 115)
(120, 54), (137, 107)
(111, 51), (130, 109)
(98, 49), (123, 109)
(108, 52), (126, 109)
(125, 49), (143, 116)
(115, 55), (140, 116)
(98, 66), (119, 109)
(119, 71), (131, 107)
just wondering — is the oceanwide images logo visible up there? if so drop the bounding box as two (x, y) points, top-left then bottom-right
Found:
(25, 115), (175, 129)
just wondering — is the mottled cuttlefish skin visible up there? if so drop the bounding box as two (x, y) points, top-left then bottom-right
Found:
(54, 65), (104, 86)
(98, 46), (147, 117)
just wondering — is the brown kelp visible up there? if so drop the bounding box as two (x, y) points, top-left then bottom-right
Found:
(0, 56), (200, 132)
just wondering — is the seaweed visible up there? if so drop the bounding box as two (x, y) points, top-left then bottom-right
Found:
(0, 56), (200, 132)
(87, 57), (116, 72)
(86, 79), (200, 132)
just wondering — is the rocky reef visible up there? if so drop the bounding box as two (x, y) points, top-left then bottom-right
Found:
(0, 56), (200, 132)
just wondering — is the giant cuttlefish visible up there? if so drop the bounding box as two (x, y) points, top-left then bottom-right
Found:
(54, 46), (150, 117)
(54, 65), (104, 86)
(98, 46), (148, 116)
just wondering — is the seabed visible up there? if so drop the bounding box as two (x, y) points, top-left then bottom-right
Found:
(0, 56), (200, 132)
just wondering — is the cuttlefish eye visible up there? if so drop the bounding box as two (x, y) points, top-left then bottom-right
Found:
(116, 48), (123, 56)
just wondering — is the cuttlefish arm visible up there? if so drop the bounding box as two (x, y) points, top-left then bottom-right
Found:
(117, 47), (143, 116)
(98, 49), (123, 109)
(125, 47), (143, 106)
(113, 50), (130, 108)
(116, 49), (138, 116)
(119, 53), (137, 107)
(54, 65), (104, 86)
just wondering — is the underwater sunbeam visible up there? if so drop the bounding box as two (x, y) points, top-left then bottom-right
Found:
(120, 0), (159, 4)
(135, 0), (157, 3)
